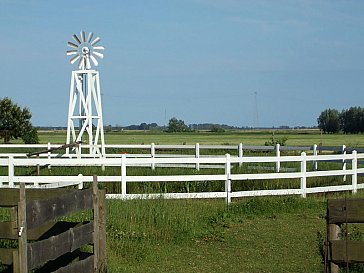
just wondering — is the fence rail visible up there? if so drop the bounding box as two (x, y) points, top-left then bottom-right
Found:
(1, 143), (363, 157)
(0, 149), (363, 203)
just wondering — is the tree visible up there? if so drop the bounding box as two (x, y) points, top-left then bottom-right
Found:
(210, 124), (225, 133)
(0, 97), (39, 143)
(166, 117), (190, 132)
(340, 107), (364, 134)
(317, 108), (340, 134)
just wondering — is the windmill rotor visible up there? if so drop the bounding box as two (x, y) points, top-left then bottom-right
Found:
(67, 31), (105, 70)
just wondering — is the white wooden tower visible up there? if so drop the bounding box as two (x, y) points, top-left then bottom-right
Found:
(66, 31), (105, 156)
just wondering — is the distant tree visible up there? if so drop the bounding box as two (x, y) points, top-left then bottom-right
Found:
(210, 124), (225, 133)
(0, 97), (39, 143)
(317, 108), (340, 134)
(340, 107), (364, 134)
(166, 117), (190, 132)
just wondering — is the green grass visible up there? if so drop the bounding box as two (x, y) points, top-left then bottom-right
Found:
(31, 129), (364, 147)
(106, 196), (327, 273)
(2, 130), (364, 272)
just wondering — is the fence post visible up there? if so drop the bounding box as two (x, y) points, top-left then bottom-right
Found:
(225, 154), (231, 204)
(313, 144), (318, 171)
(342, 145), (347, 182)
(121, 154), (127, 196)
(151, 143), (155, 170)
(92, 176), (100, 272)
(47, 142), (51, 170)
(275, 144), (280, 172)
(328, 222), (340, 273)
(195, 143), (200, 171)
(352, 150), (357, 194)
(77, 142), (82, 159)
(300, 152), (307, 198)
(18, 183), (28, 273)
(77, 174), (84, 189)
(8, 156), (14, 188)
(238, 143), (243, 167)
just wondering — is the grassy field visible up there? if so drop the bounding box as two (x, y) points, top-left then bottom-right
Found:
(106, 196), (327, 273)
(1, 130), (364, 272)
(34, 129), (364, 147)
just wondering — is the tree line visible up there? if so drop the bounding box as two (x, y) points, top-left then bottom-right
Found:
(317, 107), (364, 134)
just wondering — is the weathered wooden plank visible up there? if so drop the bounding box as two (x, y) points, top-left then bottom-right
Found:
(0, 221), (16, 239)
(330, 240), (364, 263)
(27, 221), (94, 270)
(328, 199), (364, 224)
(0, 248), (15, 265)
(26, 188), (93, 229)
(50, 254), (94, 273)
(98, 189), (107, 272)
(0, 188), (73, 207)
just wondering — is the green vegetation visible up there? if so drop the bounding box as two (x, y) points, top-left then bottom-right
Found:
(318, 106), (364, 134)
(105, 195), (361, 272)
(0, 97), (39, 144)
(33, 129), (364, 148)
(1, 130), (364, 272)
(166, 117), (191, 133)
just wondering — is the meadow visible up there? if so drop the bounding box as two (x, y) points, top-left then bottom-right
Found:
(36, 129), (364, 147)
(1, 129), (364, 272)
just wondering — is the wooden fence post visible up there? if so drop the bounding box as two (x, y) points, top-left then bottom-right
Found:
(18, 184), (27, 273)
(93, 175), (107, 272)
(93, 176), (100, 272)
(98, 188), (107, 272)
(238, 143), (243, 168)
(328, 223), (340, 273)
(151, 143), (155, 170)
(352, 150), (357, 193)
(275, 144), (280, 172)
(8, 156), (14, 188)
(121, 154), (127, 196)
(342, 145), (346, 182)
(195, 143), (200, 171)
(300, 152), (307, 198)
(225, 154), (231, 204)
(313, 144), (318, 171)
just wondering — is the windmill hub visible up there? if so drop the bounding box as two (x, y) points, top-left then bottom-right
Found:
(82, 47), (90, 55)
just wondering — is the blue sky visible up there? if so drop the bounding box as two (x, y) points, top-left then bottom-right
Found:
(0, 0), (363, 127)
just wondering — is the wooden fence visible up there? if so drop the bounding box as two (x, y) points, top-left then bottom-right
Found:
(326, 198), (364, 273)
(0, 177), (106, 273)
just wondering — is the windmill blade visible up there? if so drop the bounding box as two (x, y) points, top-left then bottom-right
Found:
(67, 42), (79, 49)
(86, 57), (91, 69)
(91, 37), (101, 46)
(93, 46), (105, 51)
(80, 31), (86, 42)
(87, 32), (93, 43)
(66, 50), (78, 56)
(93, 51), (104, 59)
(90, 55), (99, 66)
(70, 55), (80, 64)
(72, 34), (81, 44)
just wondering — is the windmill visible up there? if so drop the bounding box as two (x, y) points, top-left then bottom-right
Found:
(65, 31), (105, 157)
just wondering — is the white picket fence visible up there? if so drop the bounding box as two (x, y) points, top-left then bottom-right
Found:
(0, 149), (363, 203)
